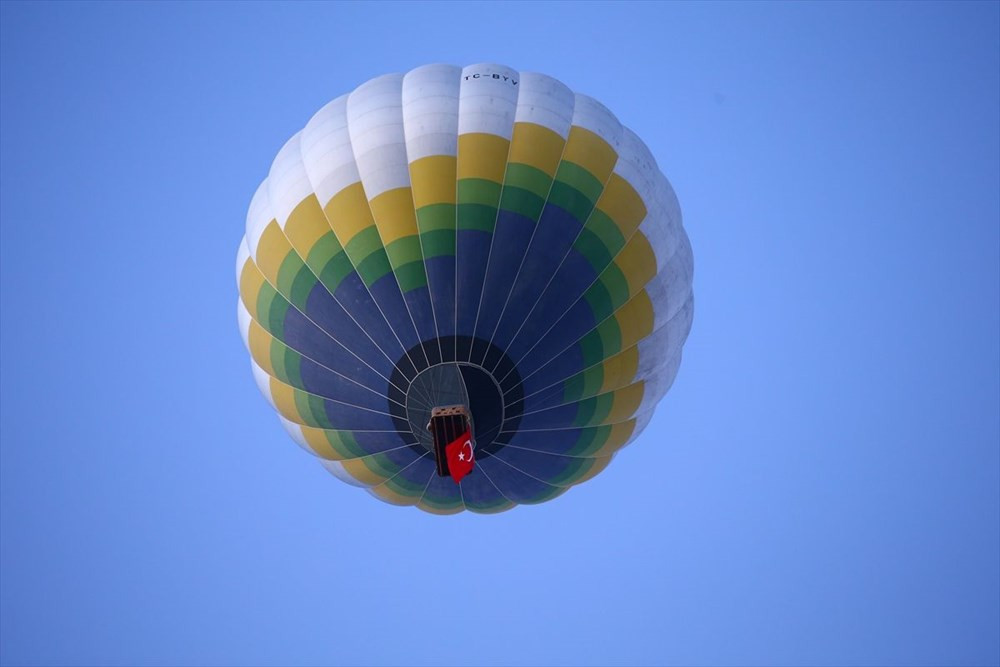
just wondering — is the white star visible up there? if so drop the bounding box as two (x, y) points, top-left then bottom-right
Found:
(458, 452), (465, 461)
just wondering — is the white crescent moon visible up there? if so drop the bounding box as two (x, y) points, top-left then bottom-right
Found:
(462, 439), (474, 461)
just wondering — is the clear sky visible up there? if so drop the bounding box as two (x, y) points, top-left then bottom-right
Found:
(1, 2), (997, 666)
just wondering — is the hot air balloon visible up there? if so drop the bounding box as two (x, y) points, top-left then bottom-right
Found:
(236, 63), (694, 514)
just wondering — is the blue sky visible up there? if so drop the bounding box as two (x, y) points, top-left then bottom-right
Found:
(1, 2), (997, 665)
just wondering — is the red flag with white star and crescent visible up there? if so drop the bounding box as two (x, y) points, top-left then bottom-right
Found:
(445, 429), (475, 483)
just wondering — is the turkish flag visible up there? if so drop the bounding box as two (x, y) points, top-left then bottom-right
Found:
(445, 429), (475, 483)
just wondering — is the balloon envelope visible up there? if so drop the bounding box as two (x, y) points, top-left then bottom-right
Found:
(236, 64), (694, 514)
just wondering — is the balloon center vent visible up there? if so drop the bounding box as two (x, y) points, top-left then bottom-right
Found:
(387, 336), (524, 458)
(405, 363), (501, 455)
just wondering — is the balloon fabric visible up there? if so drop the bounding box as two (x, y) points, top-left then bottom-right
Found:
(236, 63), (694, 514)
